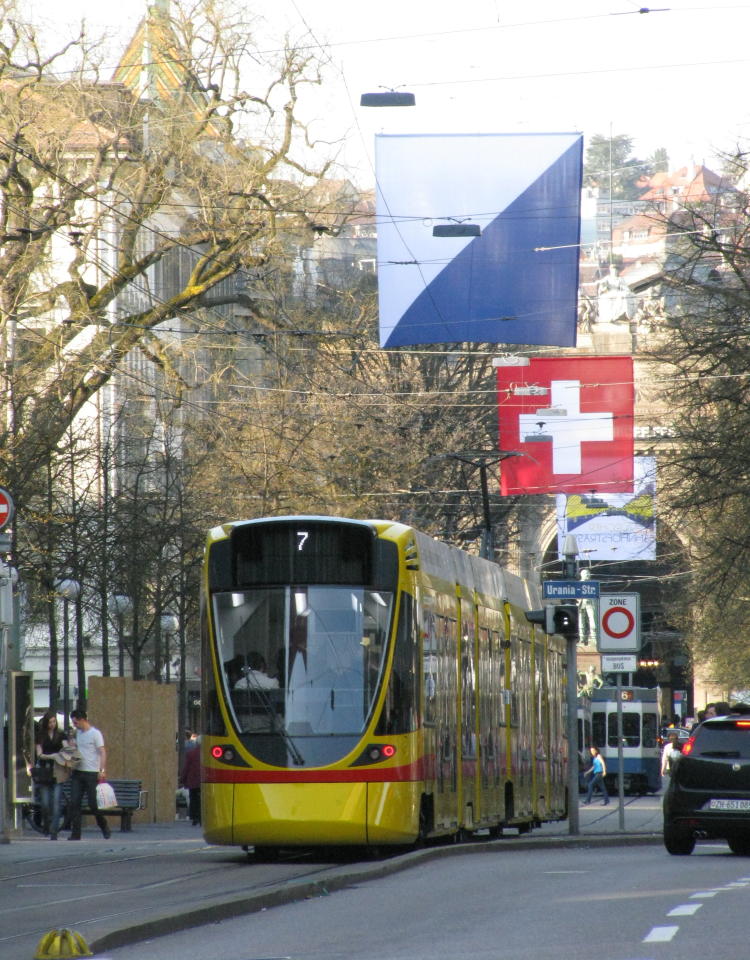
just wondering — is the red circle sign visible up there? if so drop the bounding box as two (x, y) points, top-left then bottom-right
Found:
(0, 487), (14, 532)
(602, 606), (635, 639)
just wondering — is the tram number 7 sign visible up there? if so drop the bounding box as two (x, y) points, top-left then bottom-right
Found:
(597, 593), (640, 653)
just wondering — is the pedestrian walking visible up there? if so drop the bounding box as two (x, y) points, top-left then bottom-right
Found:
(582, 746), (610, 806)
(34, 711), (67, 838)
(661, 732), (682, 777)
(67, 709), (111, 840)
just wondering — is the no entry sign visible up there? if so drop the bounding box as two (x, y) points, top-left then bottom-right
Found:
(598, 593), (640, 652)
(0, 487), (13, 532)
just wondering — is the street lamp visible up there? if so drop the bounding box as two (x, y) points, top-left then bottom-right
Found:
(54, 578), (80, 729)
(160, 612), (179, 683)
(112, 594), (132, 678)
(360, 89), (415, 107)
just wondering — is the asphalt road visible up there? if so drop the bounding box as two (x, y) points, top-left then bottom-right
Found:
(0, 796), (664, 960)
(98, 839), (750, 960)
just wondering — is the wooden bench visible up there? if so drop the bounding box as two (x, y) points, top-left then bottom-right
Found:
(61, 778), (147, 832)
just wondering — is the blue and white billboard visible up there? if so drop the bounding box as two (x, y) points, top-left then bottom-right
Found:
(375, 132), (583, 348)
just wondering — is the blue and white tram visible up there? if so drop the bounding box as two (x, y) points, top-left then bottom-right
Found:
(591, 687), (661, 794)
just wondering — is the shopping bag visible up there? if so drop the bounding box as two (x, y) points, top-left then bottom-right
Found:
(96, 781), (118, 809)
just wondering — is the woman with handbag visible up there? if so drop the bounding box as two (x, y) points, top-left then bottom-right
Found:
(34, 711), (68, 839)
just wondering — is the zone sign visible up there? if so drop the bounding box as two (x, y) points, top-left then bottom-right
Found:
(597, 593), (640, 653)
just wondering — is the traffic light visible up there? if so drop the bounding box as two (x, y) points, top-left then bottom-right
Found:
(525, 604), (579, 638)
(551, 604), (579, 640)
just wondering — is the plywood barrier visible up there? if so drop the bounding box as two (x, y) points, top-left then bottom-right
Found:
(88, 677), (177, 824)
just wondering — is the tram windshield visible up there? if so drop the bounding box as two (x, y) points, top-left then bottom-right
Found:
(212, 586), (393, 742)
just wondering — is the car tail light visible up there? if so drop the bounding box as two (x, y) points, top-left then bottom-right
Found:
(682, 736), (695, 756)
(736, 721), (750, 728)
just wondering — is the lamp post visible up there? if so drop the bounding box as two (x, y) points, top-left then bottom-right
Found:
(427, 450), (523, 561)
(112, 594), (132, 678)
(160, 612), (179, 683)
(54, 578), (80, 729)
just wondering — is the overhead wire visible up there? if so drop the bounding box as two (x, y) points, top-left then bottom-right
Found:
(2, 9), (740, 445)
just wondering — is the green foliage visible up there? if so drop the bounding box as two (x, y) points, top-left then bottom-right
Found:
(583, 132), (663, 201)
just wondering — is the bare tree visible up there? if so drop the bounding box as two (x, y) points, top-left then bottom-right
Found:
(0, 0), (337, 500)
(648, 148), (750, 687)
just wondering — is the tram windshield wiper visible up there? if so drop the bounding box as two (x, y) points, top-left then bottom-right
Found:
(241, 675), (306, 766)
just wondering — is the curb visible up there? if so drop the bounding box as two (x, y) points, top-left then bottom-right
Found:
(90, 832), (662, 954)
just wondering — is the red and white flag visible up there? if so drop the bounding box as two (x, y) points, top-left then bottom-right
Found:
(497, 356), (634, 495)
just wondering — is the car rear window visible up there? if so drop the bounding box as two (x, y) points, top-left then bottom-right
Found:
(693, 721), (750, 757)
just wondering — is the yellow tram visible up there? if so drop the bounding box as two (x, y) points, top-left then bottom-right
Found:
(200, 516), (568, 851)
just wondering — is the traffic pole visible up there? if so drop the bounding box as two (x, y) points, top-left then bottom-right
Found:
(0, 539), (12, 843)
(563, 535), (580, 836)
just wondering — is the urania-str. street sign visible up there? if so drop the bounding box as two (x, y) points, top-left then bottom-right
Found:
(543, 579), (600, 600)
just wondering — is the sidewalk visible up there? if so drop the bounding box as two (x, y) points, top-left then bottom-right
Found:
(0, 798), (663, 960)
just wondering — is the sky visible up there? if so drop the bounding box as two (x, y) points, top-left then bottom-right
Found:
(23, 0), (750, 186)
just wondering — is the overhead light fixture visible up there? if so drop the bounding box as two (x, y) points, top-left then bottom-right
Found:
(360, 91), (415, 107)
(432, 222), (481, 238)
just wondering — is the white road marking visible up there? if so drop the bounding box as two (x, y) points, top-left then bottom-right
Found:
(667, 904), (702, 916)
(644, 926), (679, 942)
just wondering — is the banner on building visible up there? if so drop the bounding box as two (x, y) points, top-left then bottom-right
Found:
(375, 132), (583, 348)
(556, 456), (656, 561)
(497, 355), (634, 495)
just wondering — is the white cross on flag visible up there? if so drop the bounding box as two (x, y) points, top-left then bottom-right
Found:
(497, 356), (634, 495)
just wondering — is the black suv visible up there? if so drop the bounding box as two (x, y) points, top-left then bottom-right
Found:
(663, 714), (750, 855)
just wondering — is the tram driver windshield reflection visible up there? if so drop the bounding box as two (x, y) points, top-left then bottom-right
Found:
(214, 585), (391, 739)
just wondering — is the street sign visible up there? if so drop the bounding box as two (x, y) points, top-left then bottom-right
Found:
(543, 579), (600, 600)
(0, 487), (13, 532)
(598, 593), (640, 652)
(601, 654), (637, 673)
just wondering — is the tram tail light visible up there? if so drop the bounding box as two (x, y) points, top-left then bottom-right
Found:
(351, 743), (397, 766)
(211, 744), (236, 762)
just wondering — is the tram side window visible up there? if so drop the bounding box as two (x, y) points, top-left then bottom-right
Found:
(642, 711), (657, 748)
(201, 598), (227, 736)
(608, 712), (640, 748)
(376, 593), (419, 734)
(509, 634), (520, 727)
(496, 632), (507, 727)
(422, 606), (438, 727)
(592, 712), (606, 748)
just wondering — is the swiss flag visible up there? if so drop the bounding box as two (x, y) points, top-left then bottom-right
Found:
(497, 356), (634, 495)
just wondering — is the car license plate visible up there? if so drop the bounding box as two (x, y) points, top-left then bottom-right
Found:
(708, 799), (750, 811)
